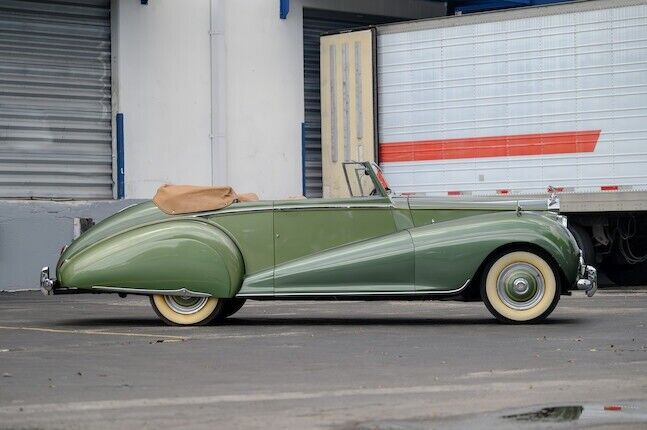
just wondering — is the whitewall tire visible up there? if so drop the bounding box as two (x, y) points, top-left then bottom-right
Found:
(481, 250), (560, 324)
(150, 295), (222, 326)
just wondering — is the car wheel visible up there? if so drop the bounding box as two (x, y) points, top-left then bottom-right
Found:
(150, 295), (223, 326)
(481, 250), (560, 324)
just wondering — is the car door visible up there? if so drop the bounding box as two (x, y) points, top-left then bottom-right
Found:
(272, 196), (414, 295)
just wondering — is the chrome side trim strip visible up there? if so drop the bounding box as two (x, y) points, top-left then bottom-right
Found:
(198, 203), (393, 216)
(274, 204), (393, 211)
(197, 206), (273, 216)
(236, 279), (470, 298)
(90, 286), (211, 297)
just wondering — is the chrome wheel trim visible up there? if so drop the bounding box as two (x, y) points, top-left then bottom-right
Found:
(163, 295), (209, 315)
(496, 262), (545, 311)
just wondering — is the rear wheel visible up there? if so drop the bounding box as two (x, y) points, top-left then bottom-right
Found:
(150, 295), (223, 326)
(481, 250), (560, 324)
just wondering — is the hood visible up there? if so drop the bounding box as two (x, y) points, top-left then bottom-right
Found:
(406, 196), (555, 211)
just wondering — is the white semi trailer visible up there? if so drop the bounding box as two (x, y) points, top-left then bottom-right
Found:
(320, 0), (647, 284)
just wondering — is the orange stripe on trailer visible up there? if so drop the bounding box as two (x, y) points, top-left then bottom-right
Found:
(379, 130), (601, 162)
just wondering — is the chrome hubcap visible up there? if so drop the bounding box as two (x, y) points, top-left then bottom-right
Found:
(163, 295), (209, 315)
(513, 278), (530, 295)
(496, 263), (545, 310)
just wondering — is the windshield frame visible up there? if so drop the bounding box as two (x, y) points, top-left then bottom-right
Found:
(342, 161), (390, 199)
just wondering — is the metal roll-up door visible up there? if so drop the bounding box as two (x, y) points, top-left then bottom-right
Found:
(303, 9), (399, 197)
(0, 0), (112, 199)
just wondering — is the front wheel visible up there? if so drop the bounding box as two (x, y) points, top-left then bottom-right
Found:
(150, 295), (224, 326)
(481, 250), (560, 324)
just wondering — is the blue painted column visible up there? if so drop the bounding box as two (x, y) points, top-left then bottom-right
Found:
(301, 122), (306, 196)
(280, 0), (289, 19)
(116, 113), (125, 199)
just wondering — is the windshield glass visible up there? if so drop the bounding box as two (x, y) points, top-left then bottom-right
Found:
(371, 162), (391, 192)
(343, 162), (386, 197)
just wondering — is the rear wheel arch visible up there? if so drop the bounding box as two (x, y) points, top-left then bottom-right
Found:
(60, 219), (246, 297)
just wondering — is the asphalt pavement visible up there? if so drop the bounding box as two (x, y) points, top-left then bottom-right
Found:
(0, 289), (646, 429)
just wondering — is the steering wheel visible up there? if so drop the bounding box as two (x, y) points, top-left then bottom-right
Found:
(369, 187), (391, 196)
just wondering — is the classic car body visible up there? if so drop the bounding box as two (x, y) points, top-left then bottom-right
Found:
(41, 162), (597, 325)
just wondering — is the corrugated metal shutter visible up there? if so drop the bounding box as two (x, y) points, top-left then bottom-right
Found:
(0, 0), (112, 199)
(303, 9), (398, 197)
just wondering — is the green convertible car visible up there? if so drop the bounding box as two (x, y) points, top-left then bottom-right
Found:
(41, 162), (597, 325)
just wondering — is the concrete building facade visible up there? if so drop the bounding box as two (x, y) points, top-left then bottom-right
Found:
(0, 0), (444, 290)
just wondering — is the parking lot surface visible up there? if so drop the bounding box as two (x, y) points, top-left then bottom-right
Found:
(0, 289), (646, 429)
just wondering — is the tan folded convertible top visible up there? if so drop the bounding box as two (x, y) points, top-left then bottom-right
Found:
(153, 185), (259, 215)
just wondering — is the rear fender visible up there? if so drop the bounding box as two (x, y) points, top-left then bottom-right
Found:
(57, 219), (244, 297)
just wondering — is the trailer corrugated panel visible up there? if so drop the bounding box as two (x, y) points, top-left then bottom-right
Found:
(377, 0), (647, 196)
(0, 0), (113, 199)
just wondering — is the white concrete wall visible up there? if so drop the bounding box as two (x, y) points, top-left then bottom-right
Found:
(113, 0), (444, 199)
(113, 0), (213, 198)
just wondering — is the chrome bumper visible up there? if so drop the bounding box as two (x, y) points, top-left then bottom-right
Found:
(40, 266), (55, 296)
(576, 256), (598, 297)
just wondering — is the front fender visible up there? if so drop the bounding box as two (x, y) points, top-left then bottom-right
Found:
(411, 211), (580, 291)
(57, 219), (244, 298)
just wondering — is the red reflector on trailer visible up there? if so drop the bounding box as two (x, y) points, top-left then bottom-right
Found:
(497, 189), (511, 195)
(601, 185), (619, 191)
(447, 191), (462, 196)
(401, 192), (417, 196)
(547, 186), (565, 193)
(604, 405), (622, 411)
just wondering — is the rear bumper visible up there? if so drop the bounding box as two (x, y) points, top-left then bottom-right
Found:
(40, 266), (55, 295)
(40, 267), (88, 295)
(575, 256), (598, 297)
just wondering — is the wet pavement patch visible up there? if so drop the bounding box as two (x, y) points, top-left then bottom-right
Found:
(337, 402), (647, 429)
(502, 405), (583, 422)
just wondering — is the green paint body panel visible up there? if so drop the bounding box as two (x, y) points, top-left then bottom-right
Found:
(58, 219), (243, 297)
(273, 197), (395, 266)
(208, 210), (274, 275)
(55, 177), (581, 299)
(410, 211), (579, 291)
(272, 229), (414, 294)
(58, 201), (171, 271)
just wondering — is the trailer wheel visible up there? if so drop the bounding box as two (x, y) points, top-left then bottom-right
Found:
(604, 261), (647, 287)
(568, 223), (595, 265)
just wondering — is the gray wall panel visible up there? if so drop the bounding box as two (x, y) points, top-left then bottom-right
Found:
(0, 199), (140, 291)
(0, 0), (112, 199)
